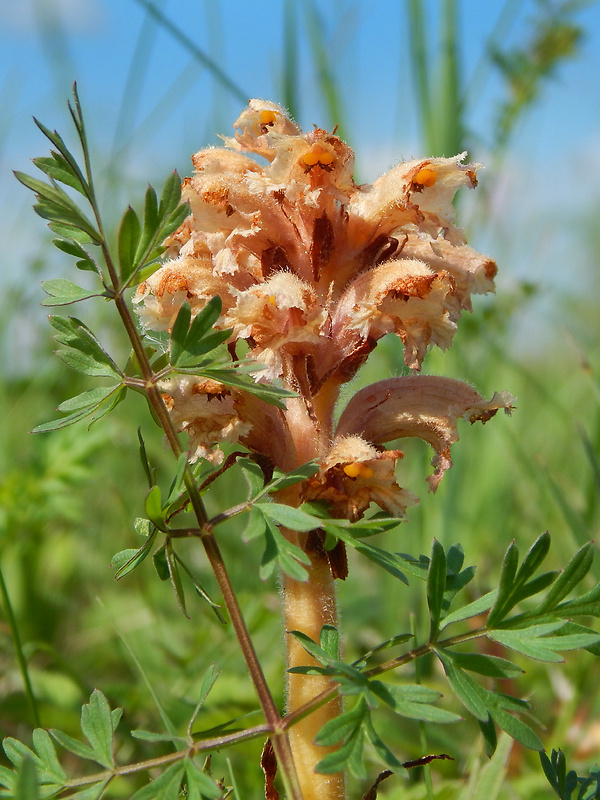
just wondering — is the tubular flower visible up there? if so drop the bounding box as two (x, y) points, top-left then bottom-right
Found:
(135, 99), (513, 542)
(303, 436), (418, 522)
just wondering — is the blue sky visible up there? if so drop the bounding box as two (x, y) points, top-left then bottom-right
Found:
(1, 0), (600, 355)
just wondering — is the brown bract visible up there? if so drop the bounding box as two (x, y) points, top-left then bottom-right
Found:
(135, 100), (513, 538)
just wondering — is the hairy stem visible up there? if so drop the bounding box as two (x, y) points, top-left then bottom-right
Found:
(283, 529), (345, 800)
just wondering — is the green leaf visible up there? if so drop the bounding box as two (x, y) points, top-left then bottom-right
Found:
(427, 538), (447, 639)
(0, 764), (15, 792)
(447, 651), (524, 679)
(173, 559), (225, 623)
(489, 625), (600, 662)
(328, 528), (409, 583)
(159, 202), (189, 246)
(257, 502), (321, 532)
(538, 542), (595, 612)
(170, 301), (193, 367)
(166, 545), (189, 618)
(135, 185), (159, 258)
(357, 633), (413, 664)
(32, 729), (66, 783)
(111, 708), (122, 731)
(2, 739), (37, 770)
(241, 506), (266, 543)
(159, 171), (183, 217)
(487, 540), (520, 626)
(14, 758), (40, 800)
(363, 717), (406, 772)
(145, 485), (168, 531)
(112, 529), (157, 579)
(49, 729), (97, 761)
(57, 386), (118, 412)
(33, 112), (87, 183)
(555, 580), (600, 618)
(316, 726), (366, 778)
(320, 625), (339, 661)
(184, 759), (223, 800)
(514, 531), (551, 586)
(187, 664), (221, 736)
(259, 520), (310, 581)
(489, 707), (543, 751)
(131, 761), (186, 800)
(440, 589), (497, 629)
(314, 698), (369, 779)
(435, 650), (489, 721)
(118, 206), (141, 281)
(239, 457), (266, 497)
(40, 278), (102, 306)
(373, 683), (461, 723)
(49, 315), (122, 379)
(200, 367), (296, 409)
(153, 547), (170, 581)
(69, 780), (111, 800)
(315, 697), (369, 747)
(32, 152), (87, 195)
(478, 714), (498, 758)
(51, 238), (99, 273)
(185, 296), (223, 345)
(267, 461), (320, 492)
(14, 169), (102, 242)
(32, 407), (99, 433)
(48, 219), (98, 244)
(288, 630), (334, 666)
(80, 690), (116, 769)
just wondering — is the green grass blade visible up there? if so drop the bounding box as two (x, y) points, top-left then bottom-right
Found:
(0, 566), (42, 728)
(282, 0), (300, 119)
(130, 0), (248, 103)
(406, 0), (433, 152)
(303, 0), (347, 137)
(438, 0), (463, 156)
(95, 598), (182, 745)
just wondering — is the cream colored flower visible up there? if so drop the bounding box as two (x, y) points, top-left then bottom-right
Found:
(159, 376), (252, 464)
(134, 100), (511, 540)
(303, 436), (417, 522)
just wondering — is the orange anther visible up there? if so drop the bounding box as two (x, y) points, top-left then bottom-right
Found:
(343, 463), (362, 478)
(414, 167), (437, 187)
(343, 462), (374, 479)
(259, 110), (278, 126)
(301, 144), (336, 168)
(302, 150), (321, 166)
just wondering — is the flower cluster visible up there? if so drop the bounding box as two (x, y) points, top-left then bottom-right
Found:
(135, 100), (513, 539)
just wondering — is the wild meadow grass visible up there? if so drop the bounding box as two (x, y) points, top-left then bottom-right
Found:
(1, 2), (599, 798)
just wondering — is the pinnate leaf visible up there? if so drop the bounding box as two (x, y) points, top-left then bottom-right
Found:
(80, 690), (116, 769)
(41, 278), (102, 306)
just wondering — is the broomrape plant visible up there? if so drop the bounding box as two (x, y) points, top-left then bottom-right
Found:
(4, 87), (600, 800)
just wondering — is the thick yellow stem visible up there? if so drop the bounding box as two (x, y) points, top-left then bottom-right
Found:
(283, 530), (345, 800)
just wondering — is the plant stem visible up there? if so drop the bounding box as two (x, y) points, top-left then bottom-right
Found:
(283, 530), (345, 800)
